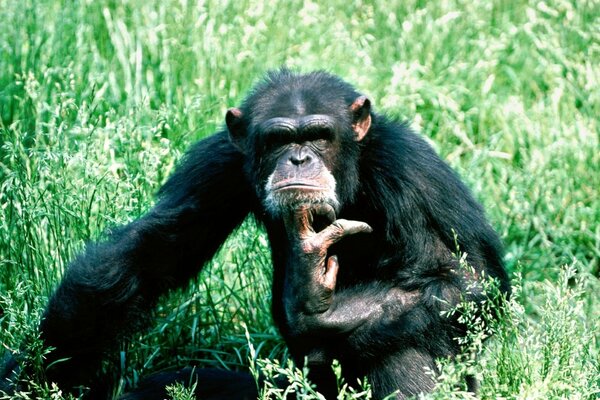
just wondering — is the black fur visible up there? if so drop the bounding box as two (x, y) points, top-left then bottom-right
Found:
(1, 70), (509, 399)
(36, 133), (254, 396)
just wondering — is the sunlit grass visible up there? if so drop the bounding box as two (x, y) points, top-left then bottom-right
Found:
(0, 0), (598, 398)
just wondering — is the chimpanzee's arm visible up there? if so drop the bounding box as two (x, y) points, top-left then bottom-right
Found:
(282, 206), (480, 357)
(38, 131), (252, 394)
(286, 262), (480, 360)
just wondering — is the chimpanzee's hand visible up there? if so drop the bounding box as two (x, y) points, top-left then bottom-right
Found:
(283, 204), (372, 314)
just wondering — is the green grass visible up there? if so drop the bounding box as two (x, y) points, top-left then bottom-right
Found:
(0, 0), (598, 398)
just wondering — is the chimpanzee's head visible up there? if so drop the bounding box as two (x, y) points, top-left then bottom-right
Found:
(225, 70), (371, 218)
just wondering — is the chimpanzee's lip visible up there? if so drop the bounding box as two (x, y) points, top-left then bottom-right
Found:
(272, 181), (326, 191)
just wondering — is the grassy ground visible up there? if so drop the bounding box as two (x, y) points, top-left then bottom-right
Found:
(0, 0), (598, 398)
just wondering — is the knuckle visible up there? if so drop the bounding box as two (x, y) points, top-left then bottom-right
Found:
(331, 221), (346, 234)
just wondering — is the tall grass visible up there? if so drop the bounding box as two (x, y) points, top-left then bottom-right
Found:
(0, 0), (598, 398)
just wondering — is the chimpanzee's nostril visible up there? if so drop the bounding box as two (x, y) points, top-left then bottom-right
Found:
(290, 149), (312, 166)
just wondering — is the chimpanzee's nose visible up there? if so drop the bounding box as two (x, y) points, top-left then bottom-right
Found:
(290, 147), (313, 166)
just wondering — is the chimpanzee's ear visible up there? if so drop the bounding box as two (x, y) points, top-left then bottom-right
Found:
(226, 108), (246, 152)
(350, 96), (371, 141)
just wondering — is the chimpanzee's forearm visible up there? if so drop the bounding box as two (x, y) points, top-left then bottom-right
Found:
(39, 132), (252, 393)
(284, 272), (476, 357)
(285, 280), (418, 335)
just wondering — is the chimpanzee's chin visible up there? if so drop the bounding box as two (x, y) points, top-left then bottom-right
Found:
(263, 195), (339, 220)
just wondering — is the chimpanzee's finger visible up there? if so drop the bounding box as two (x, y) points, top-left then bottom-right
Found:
(309, 203), (336, 224)
(322, 255), (339, 291)
(284, 203), (337, 237)
(319, 219), (372, 245)
(282, 204), (313, 237)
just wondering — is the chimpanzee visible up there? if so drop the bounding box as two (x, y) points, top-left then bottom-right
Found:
(0, 69), (510, 399)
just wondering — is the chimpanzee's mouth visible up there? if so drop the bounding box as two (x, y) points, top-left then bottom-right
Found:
(272, 181), (326, 191)
(263, 175), (340, 218)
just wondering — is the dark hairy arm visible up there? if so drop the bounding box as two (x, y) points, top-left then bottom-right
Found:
(281, 205), (478, 357)
(35, 132), (252, 394)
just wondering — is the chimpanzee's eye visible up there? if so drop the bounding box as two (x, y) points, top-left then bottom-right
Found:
(312, 139), (329, 151)
(262, 131), (289, 151)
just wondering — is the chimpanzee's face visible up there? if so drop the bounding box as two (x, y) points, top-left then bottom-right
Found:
(252, 114), (341, 216)
(226, 92), (371, 219)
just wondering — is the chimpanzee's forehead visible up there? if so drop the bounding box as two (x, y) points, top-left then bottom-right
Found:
(270, 89), (346, 117)
(248, 87), (350, 125)
(243, 70), (360, 122)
